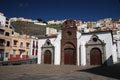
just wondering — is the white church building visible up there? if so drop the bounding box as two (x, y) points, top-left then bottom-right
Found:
(36, 20), (117, 66)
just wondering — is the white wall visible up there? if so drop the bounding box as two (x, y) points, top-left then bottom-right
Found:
(78, 35), (91, 66)
(78, 32), (117, 66)
(114, 33), (120, 58)
(0, 15), (6, 27)
(38, 32), (61, 65)
(117, 41), (120, 58)
(80, 41), (86, 66)
(54, 33), (61, 65)
(77, 31), (81, 65)
(112, 44), (118, 63)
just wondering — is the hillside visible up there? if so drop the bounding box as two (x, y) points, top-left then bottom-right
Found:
(11, 21), (62, 36)
(47, 24), (62, 31)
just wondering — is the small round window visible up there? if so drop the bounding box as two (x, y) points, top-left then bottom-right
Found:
(93, 37), (97, 42)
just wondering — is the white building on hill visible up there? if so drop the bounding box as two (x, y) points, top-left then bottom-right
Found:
(0, 12), (10, 28)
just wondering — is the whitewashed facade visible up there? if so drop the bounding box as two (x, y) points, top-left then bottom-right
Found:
(36, 20), (118, 66)
(36, 31), (117, 66)
(0, 13), (10, 28)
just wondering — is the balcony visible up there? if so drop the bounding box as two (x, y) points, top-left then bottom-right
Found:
(0, 44), (5, 49)
(13, 40), (18, 47)
(0, 43), (4, 46)
(0, 29), (5, 35)
(20, 42), (25, 49)
(0, 39), (5, 47)
(19, 47), (25, 51)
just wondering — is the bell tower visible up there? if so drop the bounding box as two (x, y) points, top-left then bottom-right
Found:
(61, 19), (77, 65)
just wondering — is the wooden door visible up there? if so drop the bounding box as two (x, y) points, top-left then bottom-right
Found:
(44, 50), (51, 64)
(64, 48), (75, 65)
(90, 48), (102, 65)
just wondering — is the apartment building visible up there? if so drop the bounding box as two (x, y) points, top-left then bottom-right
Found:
(0, 13), (32, 61)
(0, 26), (14, 61)
(0, 13), (14, 61)
(9, 33), (30, 61)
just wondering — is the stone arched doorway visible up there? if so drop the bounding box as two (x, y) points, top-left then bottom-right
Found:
(86, 35), (105, 65)
(44, 50), (52, 64)
(90, 48), (102, 65)
(64, 48), (75, 64)
(41, 39), (54, 64)
(63, 43), (76, 65)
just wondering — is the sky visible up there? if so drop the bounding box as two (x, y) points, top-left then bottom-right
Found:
(0, 0), (120, 21)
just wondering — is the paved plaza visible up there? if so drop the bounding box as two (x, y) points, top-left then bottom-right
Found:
(0, 64), (120, 80)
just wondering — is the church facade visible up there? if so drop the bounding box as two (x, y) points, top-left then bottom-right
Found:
(37, 20), (117, 66)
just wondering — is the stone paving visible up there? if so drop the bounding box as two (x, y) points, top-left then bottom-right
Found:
(0, 64), (120, 80)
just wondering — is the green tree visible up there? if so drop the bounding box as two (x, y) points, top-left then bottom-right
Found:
(37, 18), (43, 22)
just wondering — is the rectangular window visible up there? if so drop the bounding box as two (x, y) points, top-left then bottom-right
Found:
(5, 52), (9, 57)
(20, 42), (23, 48)
(0, 39), (5, 46)
(32, 49), (34, 55)
(36, 41), (38, 49)
(0, 29), (4, 35)
(33, 41), (35, 48)
(13, 50), (16, 57)
(13, 40), (18, 46)
(36, 50), (38, 55)
(6, 41), (10, 47)
(12, 31), (14, 35)
(5, 32), (9, 36)
(26, 43), (30, 48)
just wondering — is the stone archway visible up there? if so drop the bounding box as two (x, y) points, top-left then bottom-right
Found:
(63, 43), (76, 65)
(41, 39), (54, 64)
(64, 48), (75, 65)
(86, 35), (105, 65)
(44, 50), (52, 64)
(90, 48), (102, 65)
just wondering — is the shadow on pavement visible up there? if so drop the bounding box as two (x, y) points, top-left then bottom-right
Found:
(77, 63), (120, 79)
